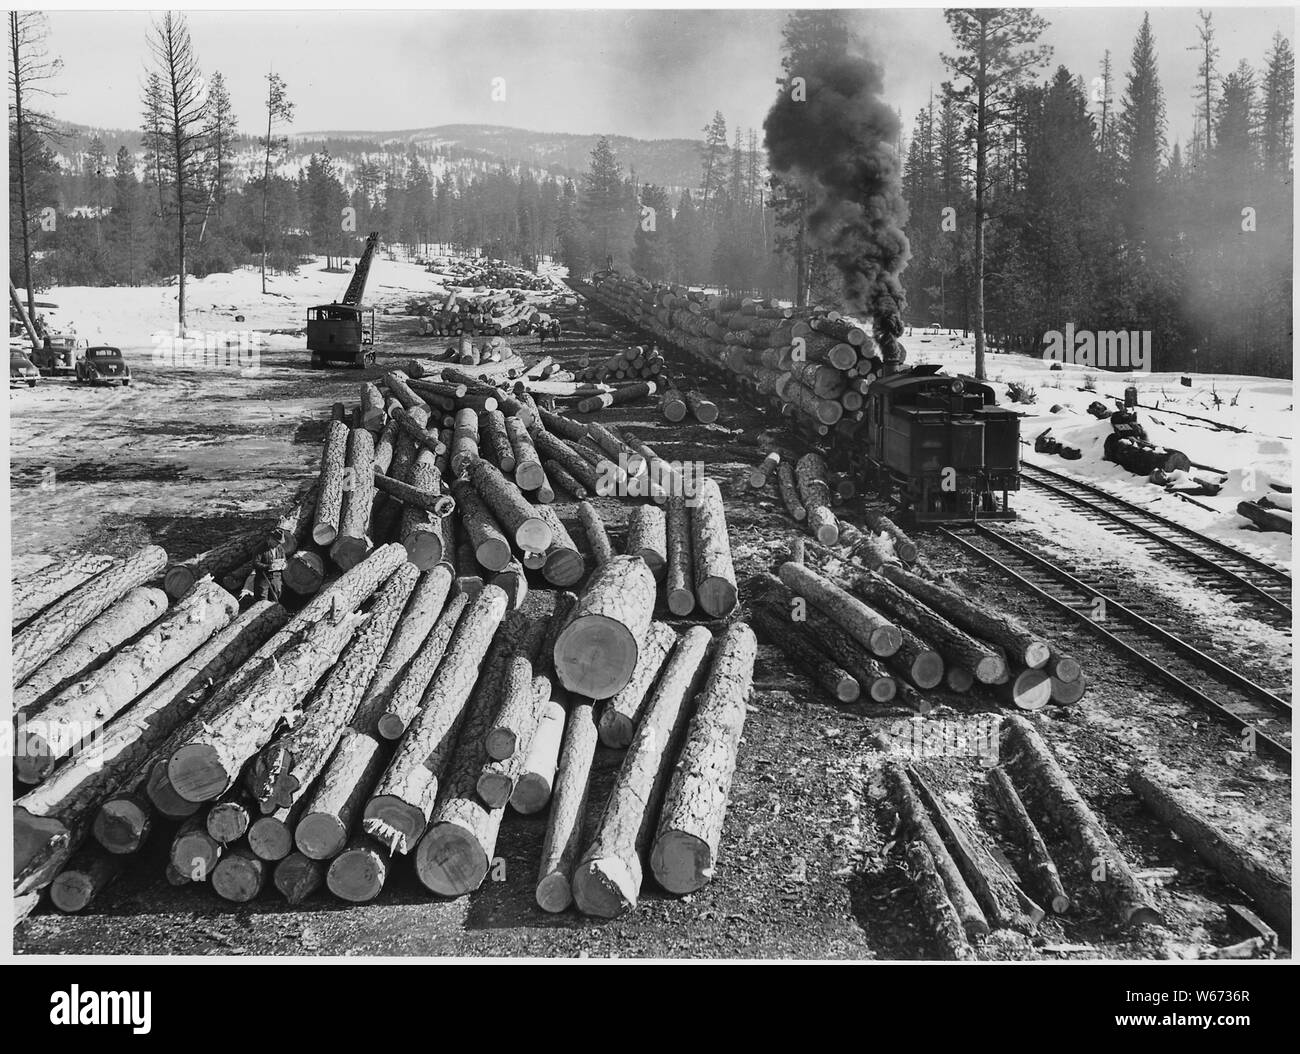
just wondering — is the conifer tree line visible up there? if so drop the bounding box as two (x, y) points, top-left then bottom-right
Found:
(9, 9), (1293, 375)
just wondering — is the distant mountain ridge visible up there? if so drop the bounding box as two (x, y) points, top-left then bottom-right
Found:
(296, 123), (704, 189)
(52, 120), (705, 195)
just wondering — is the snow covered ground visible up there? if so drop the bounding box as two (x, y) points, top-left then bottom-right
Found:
(902, 326), (1294, 571)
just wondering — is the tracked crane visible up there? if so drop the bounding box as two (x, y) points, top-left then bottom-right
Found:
(306, 231), (380, 368)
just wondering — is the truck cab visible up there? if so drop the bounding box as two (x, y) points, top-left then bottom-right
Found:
(306, 303), (376, 367)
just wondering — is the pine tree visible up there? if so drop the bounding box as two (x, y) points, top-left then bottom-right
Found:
(144, 11), (208, 328)
(579, 136), (633, 268)
(941, 7), (1051, 378)
(700, 111), (729, 216)
(1117, 13), (1166, 200)
(1190, 9), (1218, 158)
(258, 72), (294, 291)
(631, 183), (673, 281)
(1260, 32), (1295, 174)
(203, 71), (237, 219)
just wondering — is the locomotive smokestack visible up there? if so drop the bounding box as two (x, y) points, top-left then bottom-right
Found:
(763, 39), (911, 352)
(873, 292), (906, 377)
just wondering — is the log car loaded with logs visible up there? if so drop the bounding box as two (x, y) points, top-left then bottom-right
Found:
(838, 364), (1021, 523)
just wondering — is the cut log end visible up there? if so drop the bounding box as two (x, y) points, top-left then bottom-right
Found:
(415, 822), (488, 897)
(509, 772), (552, 815)
(870, 625), (903, 658)
(167, 744), (231, 804)
(295, 813), (349, 861)
(361, 798), (424, 856)
(1005, 669), (1053, 711)
(554, 615), (639, 701)
(92, 796), (152, 855)
(274, 853), (325, 904)
(696, 577), (738, 620)
(597, 708), (635, 750)
(571, 856), (637, 919)
(535, 871), (573, 914)
(326, 845), (388, 903)
(212, 852), (266, 903)
(649, 831), (711, 895)
(667, 588), (696, 617)
(206, 801), (251, 844)
(248, 816), (294, 862)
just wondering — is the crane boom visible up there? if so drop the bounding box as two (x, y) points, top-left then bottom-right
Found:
(341, 232), (380, 307)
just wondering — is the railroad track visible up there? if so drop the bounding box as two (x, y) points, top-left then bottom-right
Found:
(1018, 461), (1292, 623)
(939, 523), (1292, 768)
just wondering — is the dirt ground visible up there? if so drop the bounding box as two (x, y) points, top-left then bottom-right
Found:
(10, 287), (1292, 959)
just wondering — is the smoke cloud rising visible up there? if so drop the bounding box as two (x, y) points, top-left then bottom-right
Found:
(764, 49), (911, 320)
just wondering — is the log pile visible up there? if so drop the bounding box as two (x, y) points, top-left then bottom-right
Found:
(585, 271), (884, 439)
(758, 552), (1086, 711)
(12, 359), (758, 921)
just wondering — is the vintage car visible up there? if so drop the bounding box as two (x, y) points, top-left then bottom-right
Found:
(75, 346), (131, 386)
(31, 333), (80, 375)
(10, 350), (41, 387)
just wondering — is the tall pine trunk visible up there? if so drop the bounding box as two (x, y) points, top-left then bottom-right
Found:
(972, 45), (988, 381)
(9, 15), (36, 325)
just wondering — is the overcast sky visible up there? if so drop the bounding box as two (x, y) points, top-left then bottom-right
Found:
(38, 6), (1295, 151)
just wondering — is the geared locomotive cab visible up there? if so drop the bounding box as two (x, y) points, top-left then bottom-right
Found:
(864, 365), (1020, 522)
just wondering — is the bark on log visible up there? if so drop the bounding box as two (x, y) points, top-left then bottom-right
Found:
(572, 626), (712, 918)
(987, 766), (1071, 914)
(553, 555), (657, 699)
(313, 420), (350, 545)
(164, 530), (266, 599)
(12, 544), (168, 687)
(399, 448), (448, 569)
(1002, 716), (1163, 927)
(650, 622), (756, 894)
(377, 589), (469, 740)
(690, 478), (738, 617)
(906, 839), (975, 960)
(491, 558), (528, 610)
(1128, 765), (1289, 935)
(577, 500), (614, 567)
(466, 456), (550, 552)
(537, 405), (589, 442)
(885, 625), (945, 690)
(625, 504), (667, 581)
(325, 834), (389, 902)
(660, 387), (687, 423)
(17, 581), (237, 784)
(12, 552), (114, 628)
(413, 659), (540, 896)
(545, 459), (589, 500)
(864, 510), (919, 565)
(484, 619), (550, 761)
(1237, 500), (1292, 534)
(795, 453), (839, 545)
(452, 479), (511, 572)
(883, 759), (989, 938)
(480, 409), (516, 472)
(211, 844), (267, 903)
(909, 765), (1041, 932)
(506, 414), (545, 491)
(451, 406), (480, 475)
(848, 571), (1005, 682)
(13, 585), (169, 714)
(666, 494), (695, 616)
(789, 598), (898, 702)
(684, 389), (718, 424)
(779, 561), (901, 657)
(752, 605), (859, 702)
(331, 428), (377, 570)
(531, 504), (584, 587)
(597, 621), (677, 749)
(247, 564), (418, 813)
(372, 469), (456, 517)
(48, 847), (124, 913)
(509, 688), (568, 815)
(742, 451), (778, 493)
(62, 604), (288, 868)
(384, 370), (430, 411)
(167, 613), (363, 803)
(881, 566), (1050, 669)
(362, 587), (509, 854)
(777, 462), (806, 522)
(535, 699), (599, 912)
(295, 730), (388, 861)
(534, 430), (607, 496)
(274, 851), (325, 904)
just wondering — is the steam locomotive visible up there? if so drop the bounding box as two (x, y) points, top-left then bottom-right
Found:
(825, 311), (1021, 523)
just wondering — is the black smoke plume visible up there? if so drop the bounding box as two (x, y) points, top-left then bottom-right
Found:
(764, 49), (911, 322)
